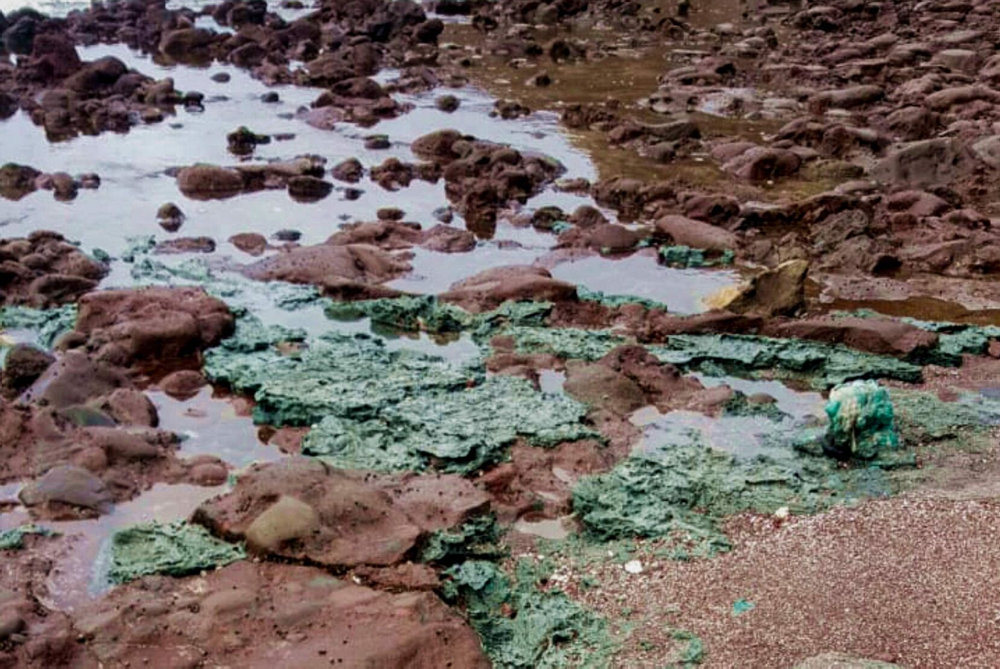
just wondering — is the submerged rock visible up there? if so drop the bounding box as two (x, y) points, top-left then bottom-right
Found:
(19, 464), (114, 516)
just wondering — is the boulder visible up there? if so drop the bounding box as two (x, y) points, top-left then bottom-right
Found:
(242, 243), (410, 288)
(19, 464), (114, 515)
(176, 164), (245, 199)
(722, 146), (802, 181)
(654, 214), (736, 251)
(75, 286), (234, 371)
(721, 259), (808, 317)
(193, 457), (489, 568)
(872, 138), (969, 188)
(72, 561), (490, 668)
(439, 265), (577, 312)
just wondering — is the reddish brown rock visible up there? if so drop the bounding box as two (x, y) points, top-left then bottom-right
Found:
(175, 164), (245, 199)
(655, 214), (737, 251)
(766, 317), (939, 358)
(242, 243), (411, 289)
(439, 265), (577, 312)
(0, 232), (107, 307)
(158, 370), (207, 399)
(73, 561), (489, 668)
(193, 457), (490, 568)
(74, 286), (234, 374)
(228, 232), (268, 256)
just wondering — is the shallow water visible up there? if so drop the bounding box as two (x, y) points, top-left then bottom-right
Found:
(0, 1), (776, 608)
(150, 387), (280, 468)
(0, 482), (223, 609)
(549, 253), (739, 314)
(632, 407), (807, 460)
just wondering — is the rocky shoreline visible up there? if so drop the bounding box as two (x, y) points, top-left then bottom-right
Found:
(4, 0), (1000, 666)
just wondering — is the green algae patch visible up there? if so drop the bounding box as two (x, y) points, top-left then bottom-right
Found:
(649, 334), (923, 388)
(572, 444), (893, 551)
(108, 521), (246, 584)
(825, 380), (899, 460)
(0, 524), (54, 550)
(0, 305), (77, 349)
(206, 327), (596, 474)
(420, 515), (506, 565)
(659, 245), (734, 269)
(442, 559), (618, 668)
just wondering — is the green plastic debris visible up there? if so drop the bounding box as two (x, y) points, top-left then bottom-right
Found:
(91, 248), (112, 264)
(0, 305), (77, 349)
(669, 628), (705, 667)
(108, 521), (246, 584)
(0, 524), (53, 550)
(420, 515), (506, 564)
(659, 245), (734, 268)
(206, 329), (596, 474)
(732, 599), (755, 616)
(824, 381), (899, 460)
(442, 560), (617, 668)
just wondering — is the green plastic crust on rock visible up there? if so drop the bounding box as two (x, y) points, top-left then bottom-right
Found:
(305, 373), (596, 474)
(659, 245), (735, 268)
(649, 334), (923, 388)
(0, 524), (53, 550)
(824, 380), (899, 460)
(420, 515), (506, 565)
(575, 287), (668, 311)
(108, 521), (246, 584)
(0, 305), (77, 349)
(205, 328), (596, 474)
(443, 560), (617, 668)
(572, 437), (897, 553)
(325, 295), (552, 339)
(499, 327), (923, 387)
(507, 326), (627, 361)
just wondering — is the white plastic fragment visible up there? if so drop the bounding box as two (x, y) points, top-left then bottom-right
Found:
(624, 559), (643, 574)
